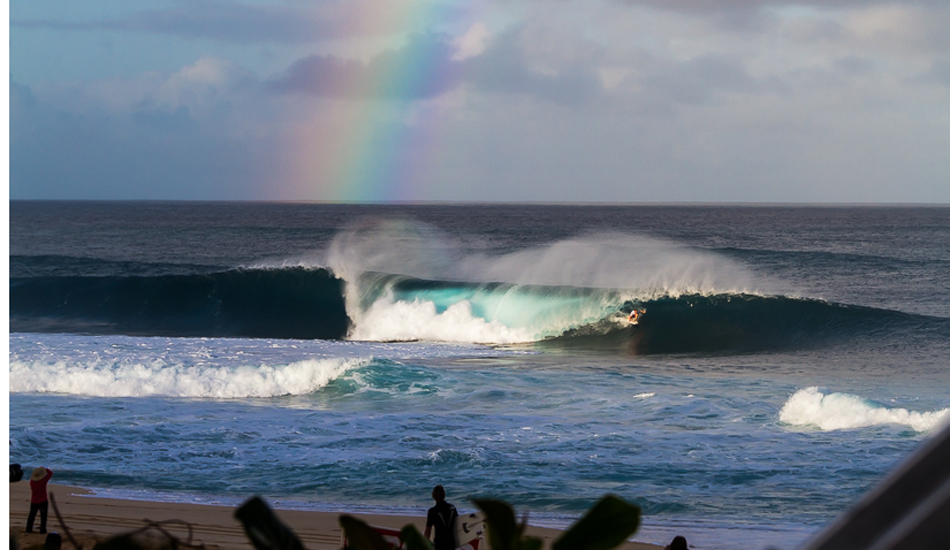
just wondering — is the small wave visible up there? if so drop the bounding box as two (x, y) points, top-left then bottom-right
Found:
(779, 387), (950, 432)
(9, 357), (364, 398)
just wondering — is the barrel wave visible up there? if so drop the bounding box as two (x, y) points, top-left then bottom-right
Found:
(11, 264), (946, 354)
(577, 294), (938, 354)
(12, 221), (949, 352)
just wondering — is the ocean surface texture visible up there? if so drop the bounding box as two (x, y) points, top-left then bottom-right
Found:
(10, 203), (950, 549)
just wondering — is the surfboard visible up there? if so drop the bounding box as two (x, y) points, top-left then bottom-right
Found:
(456, 511), (488, 548)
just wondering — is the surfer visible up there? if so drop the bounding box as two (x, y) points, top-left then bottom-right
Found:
(627, 308), (644, 325)
(425, 485), (459, 550)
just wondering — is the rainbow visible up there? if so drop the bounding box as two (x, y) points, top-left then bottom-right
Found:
(286, 3), (476, 202)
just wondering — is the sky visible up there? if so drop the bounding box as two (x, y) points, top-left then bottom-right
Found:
(9, 0), (950, 203)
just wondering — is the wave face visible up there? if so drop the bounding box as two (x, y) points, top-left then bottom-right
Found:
(10, 267), (349, 339)
(607, 294), (936, 354)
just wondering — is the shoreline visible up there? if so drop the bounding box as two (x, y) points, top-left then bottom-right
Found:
(9, 482), (663, 550)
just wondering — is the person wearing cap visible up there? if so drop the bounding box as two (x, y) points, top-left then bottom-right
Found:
(27, 467), (53, 534)
(424, 485), (458, 550)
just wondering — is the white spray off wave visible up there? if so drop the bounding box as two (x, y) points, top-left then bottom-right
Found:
(779, 387), (950, 432)
(9, 357), (363, 398)
(347, 290), (536, 343)
(327, 219), (772, 343)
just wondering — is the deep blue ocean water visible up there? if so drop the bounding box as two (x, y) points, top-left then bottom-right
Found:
(9, 202), (950, 549)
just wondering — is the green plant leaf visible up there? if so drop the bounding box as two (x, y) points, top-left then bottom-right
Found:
(473, 499), (520, 550)
(339, 515), (391, 550)
(234, 496), (306, 550)
(399, 524), (431, 550)
(521, 536), (544, 550)
(552, 494), (641, 550)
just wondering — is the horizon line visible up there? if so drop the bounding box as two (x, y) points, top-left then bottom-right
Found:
(9, 199), (950, 208)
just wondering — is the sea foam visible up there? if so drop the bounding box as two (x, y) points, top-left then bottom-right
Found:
(9, 357), (362, 398)
(779, 387), (950, 432)
(349, 292), (536, 343)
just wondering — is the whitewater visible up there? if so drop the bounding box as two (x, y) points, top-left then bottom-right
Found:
(10, 202), (950, 550)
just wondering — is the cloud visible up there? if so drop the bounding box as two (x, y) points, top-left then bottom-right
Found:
(914, 59), (950, 86)
(464, 30), (603, 106)
(639, 54), (759, 105)
(11, 0), (950, 202)
(268, 30), (602, 105)
(453, 23), (492, 61)
(13, 0), (476, 46)
(617, 0), (941, 12)
(11, 0), (364, 44)
(267, 33), (462, 100)
(10, 58), (291, 199)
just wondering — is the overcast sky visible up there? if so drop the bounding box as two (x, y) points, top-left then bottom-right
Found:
(10, 0), (950, 202)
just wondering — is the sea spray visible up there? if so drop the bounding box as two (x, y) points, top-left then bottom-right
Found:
(779, 387), (950, 432)
(327, 219), (767, 294)
(457, 232), (768, 296)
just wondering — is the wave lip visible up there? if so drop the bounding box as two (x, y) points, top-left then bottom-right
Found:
(779, 387), (950, 432)
(9, 357), (364, 399)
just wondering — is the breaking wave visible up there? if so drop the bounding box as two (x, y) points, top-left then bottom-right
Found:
(11, 220), (948, 353)
(779, 387), (950, 432)
(9, 356), (363, 398)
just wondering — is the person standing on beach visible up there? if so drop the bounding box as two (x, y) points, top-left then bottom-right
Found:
(27, 467), (53, 534)
(424, 485), (458, 550)
(664, 535), (688, 550)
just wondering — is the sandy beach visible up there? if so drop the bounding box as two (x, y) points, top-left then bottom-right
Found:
(9, 482), (661, 550)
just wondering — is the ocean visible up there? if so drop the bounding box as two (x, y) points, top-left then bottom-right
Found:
(9, 202), (950, 549)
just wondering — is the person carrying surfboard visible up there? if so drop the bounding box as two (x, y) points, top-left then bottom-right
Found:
(425, 485), (459, 550)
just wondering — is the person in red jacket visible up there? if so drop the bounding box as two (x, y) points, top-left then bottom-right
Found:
(27, 467), (53, 534)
